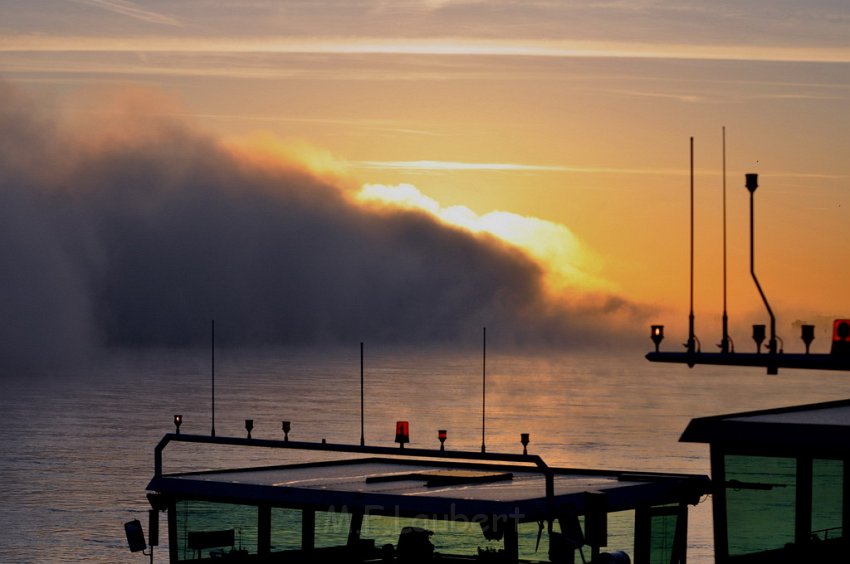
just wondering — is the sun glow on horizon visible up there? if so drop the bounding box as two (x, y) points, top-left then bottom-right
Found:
(4, 35), (850, 64)
(356, 183), (613, 295)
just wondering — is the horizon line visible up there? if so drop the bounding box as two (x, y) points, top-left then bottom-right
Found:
(3, 35), (850, 64)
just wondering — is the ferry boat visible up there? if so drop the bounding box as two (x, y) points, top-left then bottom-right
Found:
(125, 172), (850, 563)
(128, 429), (709, 563)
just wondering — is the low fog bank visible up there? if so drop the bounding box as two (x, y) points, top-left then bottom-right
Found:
(0, 84), (647, 373)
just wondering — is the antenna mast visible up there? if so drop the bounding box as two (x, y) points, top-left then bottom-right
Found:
(720, 127), (731, 353)
(211, 319), (216, 437)
(481, 326), (486, 454)
(360, 342), (365, 446)
(687, 137), (697, 359)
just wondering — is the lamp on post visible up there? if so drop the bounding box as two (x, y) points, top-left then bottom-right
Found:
(520, 433), (530, 456)
(650, 325), (664, 353)
(245, 419), (254, 439)
(438, 429), (447, 451)
(745, 173), (777, 357)
(174, 415), (182, 435)
(395, 421), (410, 449)
(801, 325), (815, 354)
(282, 421), (291, 442)
(752, 324), (766, 353)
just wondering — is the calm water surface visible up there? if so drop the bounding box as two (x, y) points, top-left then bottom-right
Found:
(2, 345), (849, 562)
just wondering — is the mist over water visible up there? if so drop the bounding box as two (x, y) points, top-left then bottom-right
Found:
(2, 346), (850, 562)
(0, 82), (647, 374)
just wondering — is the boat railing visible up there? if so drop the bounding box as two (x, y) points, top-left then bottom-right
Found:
(154, 433), (556, 509)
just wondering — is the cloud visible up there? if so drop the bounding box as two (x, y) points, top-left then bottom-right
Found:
(358, 161), (569, 172)
(356, 183), (613, 293)
(70, 0), (182, 27)
(0, 83), (647, 372)
(4, 35), (850, 64)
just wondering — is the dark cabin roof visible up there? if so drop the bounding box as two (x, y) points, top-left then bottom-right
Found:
(680, 397), (850, 451)
(147, 434), (710, 522)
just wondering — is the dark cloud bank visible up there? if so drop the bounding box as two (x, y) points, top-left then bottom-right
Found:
(0, 84), (645, 372)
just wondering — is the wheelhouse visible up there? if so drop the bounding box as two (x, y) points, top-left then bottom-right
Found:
(143, 435), (709, 563)
(681, 398), (850, 563)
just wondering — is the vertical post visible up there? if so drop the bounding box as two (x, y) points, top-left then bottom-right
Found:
(796, 458), (813, 546)
(503, 517), (519, 564)
(481, 326), (486, 454)
(687, 137), (696, 359)
(258, 505), (271, 555)
(720, 127), (730, 354)
(211, 319), (216, 437)
(360, 342), (365, 447)
(302, 509), (315, 555)
(168, 499), (178, 563)
(745, 173), (777, 370)
(710, 446), (729, 560)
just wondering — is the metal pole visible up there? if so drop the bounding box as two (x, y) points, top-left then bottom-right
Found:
(481, 326), (486, 454)
(211, 319), (216, 437)
(720, 127), (730, 353)
(687, 137), (696, 357)
(746, 174), (777, 361)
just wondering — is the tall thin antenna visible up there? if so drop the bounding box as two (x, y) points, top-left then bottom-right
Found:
(360, 342), (365, 447)
(687, 137), (696, 358)
(211, 319), (216, 438)
(720, 127), (731, 353)
(481, 326), (486, 454)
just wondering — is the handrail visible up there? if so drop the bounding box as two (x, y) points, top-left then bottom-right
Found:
(154, 433), (555, 511)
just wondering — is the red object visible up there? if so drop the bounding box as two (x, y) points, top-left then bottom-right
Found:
(831, 319), (850, 356)
(395, 421), (410, 444)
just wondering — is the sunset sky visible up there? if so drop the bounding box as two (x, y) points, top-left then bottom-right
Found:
(2, 1), (849, 364)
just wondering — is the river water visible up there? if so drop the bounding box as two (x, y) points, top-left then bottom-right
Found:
(2, 345), (848, 562)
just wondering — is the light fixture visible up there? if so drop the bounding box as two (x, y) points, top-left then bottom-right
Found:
(520, 433), (530, 456)
(282, 421), (291, 442)
(395, 421), (410, 449)
(245, 419), (254, 439)
(752, 324), (766, 353)
(801, 325), (815, 354)
(745, 173), (758, 193)
(124, 519), (147, 553)
(650, 325), (664, 353)
(745, 173), (778, 358)
(174, 414), (182, 435)
(438, 429), (447, 451)
(832, 320), (850, 355)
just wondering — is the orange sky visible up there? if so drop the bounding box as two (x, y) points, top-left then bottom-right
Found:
(2, 1), (849, 350)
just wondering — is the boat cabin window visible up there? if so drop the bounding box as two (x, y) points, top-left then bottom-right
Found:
(361, 514), (510, 560)
(169, 498), (688, 562)
(269, 507), (301, 552)
(724, 454), (797, 557)
(721, 454), (847, 562)
(811, 458), (844, 542)
(313, 509), (352, 549)
(175, 499), (258, 561)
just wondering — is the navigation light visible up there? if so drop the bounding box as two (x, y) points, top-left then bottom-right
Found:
(395, 421), (410, 449)
(801, 325), (815, 354)
(752, 324), (766, 353)
(650, 325), (664, 353)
